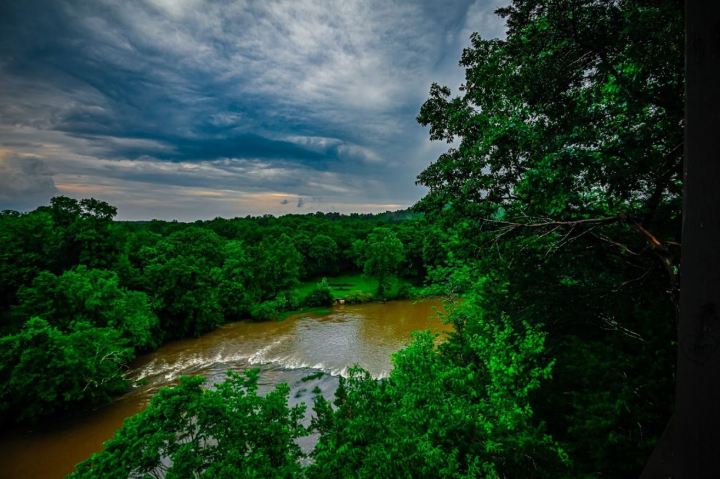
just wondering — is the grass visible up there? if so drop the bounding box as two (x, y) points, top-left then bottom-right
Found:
(272, 274), (414, 321)
(276, 306), (332, 321)
(294, 273), (411, 300)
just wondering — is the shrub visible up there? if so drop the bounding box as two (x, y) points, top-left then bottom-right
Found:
(303, 278), (333, 307)
(281, 290), (302, 310)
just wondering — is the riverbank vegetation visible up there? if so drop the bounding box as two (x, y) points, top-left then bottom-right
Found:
(0, 197), (430, 423)
(293, 275), (411, 303)
(2, 0), (682, 477)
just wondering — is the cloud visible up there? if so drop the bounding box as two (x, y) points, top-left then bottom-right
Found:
(0, 151), (58, 210)
(0, 0), (508, 218)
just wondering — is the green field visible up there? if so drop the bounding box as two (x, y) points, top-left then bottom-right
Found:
(294, 274), (410, 300)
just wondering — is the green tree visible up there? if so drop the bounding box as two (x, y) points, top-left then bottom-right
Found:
(0, 210), (59, 322)
(415, 0), (682, 475)
(354, 228), (404, 297)
(252, 233), (302, 300)
(143, 227), (225, 338)
(218, 240), (254, 321)
(0, 318), (132, 422)
(114, 229), (162, 291)
(47, 196), (122, 270)
(303, 277), (334, 307)
(307, 234), (339, 277)
(70, 370), (306, 479)
(309, 294), (566, 478)
(12, 266), (159, 351)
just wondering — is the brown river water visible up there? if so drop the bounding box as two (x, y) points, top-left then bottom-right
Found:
(0, 299), (449, 479)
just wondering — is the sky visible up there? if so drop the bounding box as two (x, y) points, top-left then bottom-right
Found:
(0, 0), (506, 220)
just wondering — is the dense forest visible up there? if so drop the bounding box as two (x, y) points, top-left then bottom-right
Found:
(0, 0), (682, 477)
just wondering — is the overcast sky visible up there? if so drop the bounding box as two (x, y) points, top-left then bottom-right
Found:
(0, 0), (506, 220)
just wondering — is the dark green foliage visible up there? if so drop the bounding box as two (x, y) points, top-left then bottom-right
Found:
(393, 282), (411, 299)
(143, 227), (225, 338)
(303, 278), (334, 307)
(12, 266), (158, 351)
(47, 197), (122, 271)
(309, 295), (567, 478)
(0, 210), (58, 321)
(307, 234), (339, 277)
(353, 227), (405, 297)
(250, 291), (303, 320)
(343, 291), (374, 304)
(414, 0), (682, 475)
(0, 265), (156, 421)
(0, 318), (132, 422)
(70, 370), (306, 479)
(252, 233), (302, 300)
(250, 299), (283, 321)
(218, 240), (254, 321)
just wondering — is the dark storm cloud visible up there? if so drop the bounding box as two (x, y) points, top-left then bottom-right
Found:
(0, 0), (507, 219)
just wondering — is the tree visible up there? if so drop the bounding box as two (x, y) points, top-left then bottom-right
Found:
(0, 210), (59, 321)
(303, 277), (334, 307)
(307, 234), (339, 278)
(12, 266), (159, 351)
(415, 0), (682, 475)
(47, 196), (122, 270)
(354, 227), (405, 297)
(143, 227), (225, 338)
(218, 240), (254, 321)
(252, 234), (302, 300)
(0, 317), (132, 423)
(70, 370), (306, 479)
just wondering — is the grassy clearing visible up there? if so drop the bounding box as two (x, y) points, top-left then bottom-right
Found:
(294, 274), (410, 300)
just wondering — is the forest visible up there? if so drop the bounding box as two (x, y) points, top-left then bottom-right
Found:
(0, 0), (683, 477)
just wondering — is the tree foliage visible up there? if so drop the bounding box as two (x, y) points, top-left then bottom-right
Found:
(353, 227), (405, 297)
(0, 318), (131, 422)
(70, 370), (306, 479)
(309, 295), (567, 478)
(414, 0), (682, 475)
(12, 266), (158, 351)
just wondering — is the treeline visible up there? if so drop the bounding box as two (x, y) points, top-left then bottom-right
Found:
(0, 197), (437, 423)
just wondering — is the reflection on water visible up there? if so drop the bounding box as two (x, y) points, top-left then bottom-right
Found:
(0, 299), (449, 479)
